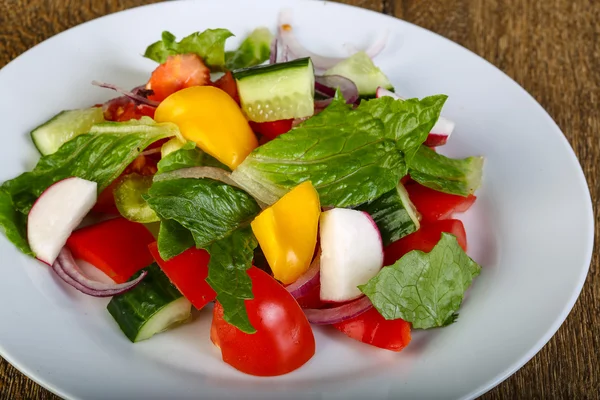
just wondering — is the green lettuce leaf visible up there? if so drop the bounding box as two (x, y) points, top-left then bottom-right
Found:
(231, 94), (446, 207)
(409, 145), (484, 196)
(157, 219), (195, 260)
(0, 189), (31, 255)
(145, 178), (261, 332)
(0, 118), (176, 254)
(144, 29), (234, 71)
(359, 233), (481, 329)
(225, 27), (273, 70)
(359, 95), (448, 163)
(206, 226), (257, 333)
(144, 178), (260, 252)
(157, 141), (229, 174)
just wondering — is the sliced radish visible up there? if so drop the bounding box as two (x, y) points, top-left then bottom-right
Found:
(376, 87), (455, 146)
(319, 209), (383, 302)
(28, 177), (97, 264)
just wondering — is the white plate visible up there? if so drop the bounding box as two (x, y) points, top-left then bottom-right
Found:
(0, 0), (593, 399)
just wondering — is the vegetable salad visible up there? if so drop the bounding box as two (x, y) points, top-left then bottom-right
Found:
(0, 11), (484, 376)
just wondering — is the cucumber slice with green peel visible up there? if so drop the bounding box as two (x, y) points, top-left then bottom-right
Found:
(31, 107), (105, 155)
(114, 173), (159, 223)
(324, 51), (394, 98)
(107, 264), (192, 342)
(234, 57), (315, 122)
(357, 182), (420, 246)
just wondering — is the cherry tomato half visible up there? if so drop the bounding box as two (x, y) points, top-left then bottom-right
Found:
(147, 54), (210, 102)
(249, 119), (294, 140)
(406, 183), (476, 222)
(210, 267), (315, 376)
(384, 219), (467, 266)
(333, 308), (411, 351)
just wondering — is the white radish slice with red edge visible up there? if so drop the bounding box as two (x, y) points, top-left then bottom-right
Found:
(319, 208), (384, 302)
(376, 86), (455, 145)
(28, 177), (97, 265)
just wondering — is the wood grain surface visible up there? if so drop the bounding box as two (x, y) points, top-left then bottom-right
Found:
(0, 0), (598, 398)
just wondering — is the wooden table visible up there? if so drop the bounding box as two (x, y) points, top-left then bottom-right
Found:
(0, 0), (598, 398)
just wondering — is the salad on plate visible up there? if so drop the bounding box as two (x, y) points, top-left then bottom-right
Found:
(0, 11), (484, 376)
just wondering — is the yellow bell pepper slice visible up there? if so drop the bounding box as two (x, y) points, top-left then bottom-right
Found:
(154, 86), (258, 170)
(251, 181), (321, 285)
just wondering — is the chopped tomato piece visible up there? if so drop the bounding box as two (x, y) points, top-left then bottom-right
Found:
(147, 54), (210, 102)
(406, 183), (476, 222)
(333, 308), (411, 351)
(249, 119), (294, 140)
(148, 242), (216, 310)
(211, 267), (315, 376)
(66, 218), (155, 283)
(103, 97), (155, 122)
(384, 219), (467, 266)
(212, 71), (239, 103)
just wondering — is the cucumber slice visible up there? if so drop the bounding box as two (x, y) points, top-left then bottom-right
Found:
(107, 264), (191, 342)
(357, 182), (420, 246)
(31, 107), (105, 155)
(324, 51), (394, 98)
(234, 57), (315, 122)
(114, 173), (159, 223)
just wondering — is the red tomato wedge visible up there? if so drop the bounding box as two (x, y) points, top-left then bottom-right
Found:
(148, 242), (216, 310)
(249, 119), (294, 140)
(103, 97), (156, 122)
(212, 71), (239, 103)
(406, 183), (476, 222)
(384, 219), (467, 266)
(333, 308), (411, 351)
(210, 267), (315, 376)
(66, 218), (155, 283)
(147, 54), (210, 102)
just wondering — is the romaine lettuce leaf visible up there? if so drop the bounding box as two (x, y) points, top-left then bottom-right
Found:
(206, 226), (257, 334)
(0, 119), (176, 253)
(359, 233), (481, 329)
(144, 178), (261, 333)
(144, 178), (260, 253)
(409, 145), (484, 196)
(157, 218), (195, 260)
(0, 189), (31, 255)
(231, 94), (447, 207)
(144, 29), (234, 71)
(156, 141), (229, 174)
(225, 27), (273, 70)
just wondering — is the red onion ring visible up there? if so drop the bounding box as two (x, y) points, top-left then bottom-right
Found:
(278, 10), (388, 70)
(314, 75), (360, 106)
(269, 38), (278, 64)
(303, 295), (373, 325)
(92, 81), (160, 107)
(52, 248), (147, 297)
(286, 253), (321, 299)
(154, 167), (268, 209)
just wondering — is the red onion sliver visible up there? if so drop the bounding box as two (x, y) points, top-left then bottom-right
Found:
(314, 75), (359, 104)
(286, 253), (321, 299)
(278, 10), (388, 70)
(52, 248), (147, 297)
(303, 296), (373, 325)
(154, 167), (268, 209)
(139, 148), (162, 157)
(269, 38), (278, 64)
(92, 81), (159, 107)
